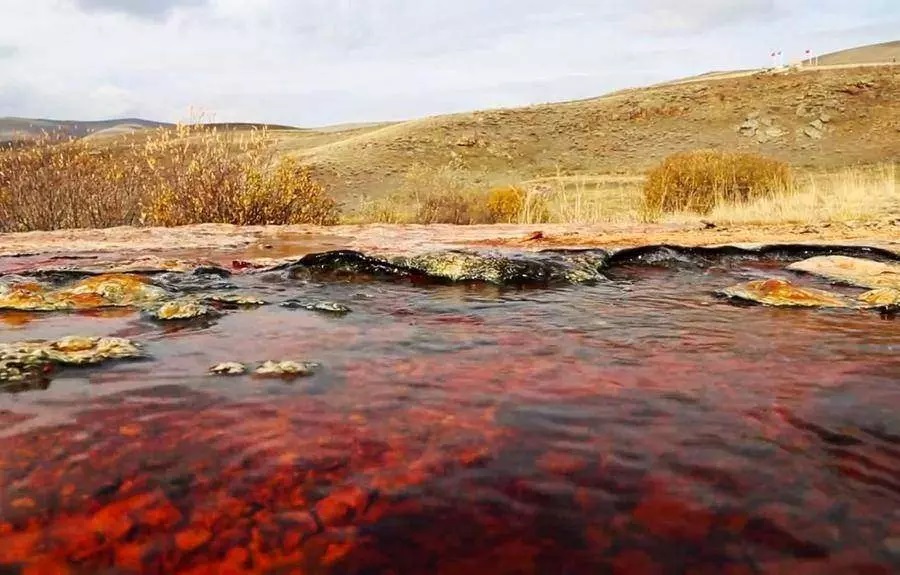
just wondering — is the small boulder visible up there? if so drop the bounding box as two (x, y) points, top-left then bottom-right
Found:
(1, 336), (143, 392)
(254, 360), (319, 379)
(857, 288), (900, 311)
(803, 126), (823, 140)
(0, 274), (167, 312)
(717, 278), (851, 308)
(209, 362), (247, 376)
(144, 298), (219, 321)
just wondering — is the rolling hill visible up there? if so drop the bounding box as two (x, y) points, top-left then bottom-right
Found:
(810, 40), (900, 66)
(0, 117), (171, 144)
(277, 63), (899, 206)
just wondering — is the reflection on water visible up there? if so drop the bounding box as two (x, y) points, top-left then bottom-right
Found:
(1, 257), (898, 574)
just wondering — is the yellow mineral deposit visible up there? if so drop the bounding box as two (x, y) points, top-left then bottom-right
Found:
(0, 274), (167, 311)
(857, 287), (900, 309)
(719, 278), (852, 308)
(148, 298), (218, 321)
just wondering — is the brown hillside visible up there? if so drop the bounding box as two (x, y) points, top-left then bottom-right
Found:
(271, 65), (899, 206)
(813, 41), (900, 66)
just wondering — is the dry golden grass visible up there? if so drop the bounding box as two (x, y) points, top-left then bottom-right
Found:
(0, 125), (338, 232)
(640, 150), (794, 220)
(697, 163), (897, 225)
(354, 162), (495, 225)
(352, 160), (893, 227)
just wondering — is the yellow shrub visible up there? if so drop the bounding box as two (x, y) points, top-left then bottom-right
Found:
(486, 186), (525, 223)
(0, 125), (339, 232)
(415, 189), (491, 224)
(641, 150), (793, 219)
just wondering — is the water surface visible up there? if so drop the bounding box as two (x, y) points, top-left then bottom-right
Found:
(1, 255), (898, 574)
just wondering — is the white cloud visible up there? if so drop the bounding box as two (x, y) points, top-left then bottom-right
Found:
(630, 0), (780, 33)
(73, 0), (206, 19)
(0, 0), (896, 125)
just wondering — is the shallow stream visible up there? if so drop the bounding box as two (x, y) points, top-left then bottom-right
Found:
(0, 247), (898, 574)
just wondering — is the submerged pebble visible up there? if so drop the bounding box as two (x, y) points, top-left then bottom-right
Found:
(209, 362), (248, 376)
(254, 360), (319, 378)
(144, 298), (220, 321)
(205, 294), (268, 307)
(281, 300), (351, 314)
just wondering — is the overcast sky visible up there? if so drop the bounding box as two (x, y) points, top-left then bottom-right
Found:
(0, 1), (897, 126)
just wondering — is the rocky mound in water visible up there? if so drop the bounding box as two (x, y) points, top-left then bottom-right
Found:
(0, 336), (143, 392)
(276, 249), (609, 285)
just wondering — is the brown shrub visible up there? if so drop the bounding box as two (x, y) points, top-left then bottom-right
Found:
(0, 136), (144, 232)
(0, 125), (339, 232)
(641, 150), (793, 219)
(415, 189), (491, 224)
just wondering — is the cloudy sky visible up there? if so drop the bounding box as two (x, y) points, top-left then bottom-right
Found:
(0, 1), (897, 126)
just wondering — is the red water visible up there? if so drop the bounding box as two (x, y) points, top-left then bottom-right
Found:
(1, 257), (898, 574)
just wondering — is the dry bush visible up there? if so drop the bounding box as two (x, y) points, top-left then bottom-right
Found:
(141, 125), (337, 226)
(0, 125), (339, 232)
(0, 134), (144, 232)
(415, 189), (491, 224)
(386, 162), (493, 224)
(486, 186), (525, 223)
(641, 150), (793, 220)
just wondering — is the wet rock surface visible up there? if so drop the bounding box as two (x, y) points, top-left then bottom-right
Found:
(0, 273), (168, 311)
(1, 336), (142, 392)
(718, 278), (853, 308)
(787, 255), (900, 289)
(143, 298), (220, 321)
(204, 294), (267, 307)
(857, 287), (900, 311)
(281, 300), (352, 314)
(278, 249), (608, 285)
(209, 362), (248, 376)
(254, 360), (319, 378)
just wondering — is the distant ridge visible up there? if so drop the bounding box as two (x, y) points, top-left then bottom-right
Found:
(0, 117), (302, 144)
(810, 40), (900, 66)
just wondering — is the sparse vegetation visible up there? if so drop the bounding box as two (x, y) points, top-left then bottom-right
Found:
(640, 151), (794, 220)
(0, 125), (338, 232)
